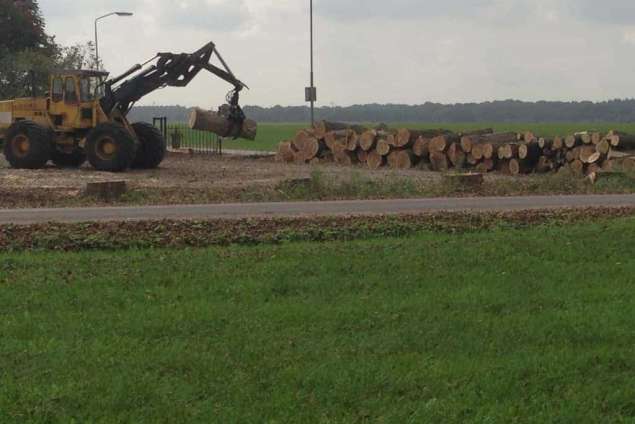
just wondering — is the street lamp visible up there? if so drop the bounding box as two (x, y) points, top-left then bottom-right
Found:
(305, 0), (316, 126)
(94, 12), (134, 70)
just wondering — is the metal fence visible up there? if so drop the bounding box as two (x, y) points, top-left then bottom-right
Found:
(153, 117), (223, 155)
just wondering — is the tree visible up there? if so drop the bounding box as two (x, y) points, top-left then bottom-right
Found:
(57, 42), (99, 71)
(0, 0), (55, 53)
(0, 0), (60, 98)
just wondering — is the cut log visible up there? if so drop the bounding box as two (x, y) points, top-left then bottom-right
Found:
(313, 121), (365, 139)
(596, 139), (611, 155)
(623, 157), (635, 172)
(387, 149), (417, 170)
(579, 145), (600, 164)
(538, 137), (553, 150)
(606, 130), (635, 149)
(575, 131), (593, 145)
(481, 143), (502, 160)
(359, 130), (377, 151)
(276, 141), (296, 163)
(334, 150), (358, 166)
(591, 132), (603, 145)
(429, 152), (449, 172)
(460, 135), (478, 153)
(429, 134), (460, 153)
(367, 150), (386, 170)
(482, 132), (518, 144)
(601, 159), (615, 172)
(498, 143), (519, 160)
(376, 139), (392, 156)
(447, 143), (466, 168)
(324, 130), (349, 151)
(346, 131), (359, 151)
(412, 137), (431, 159)
(471, 143), (485, 160)
(496, 160), (511, 175)
(552, 136), (565, 150)
(476, 158), (496, 173)
(565, 134), (582, 149)
(518, 142), (540, 162)
(522, 131), (537, 143)
(570, 159), (585, 176)
(565, 147), (582, 163)
(466, 153), (478, 166)
(536, 156), (554, 173)
(508, 159), (531, 175)
(461, 128), (494, 137)
(395, 129), (452, 148)
(293, 151), (307, 164)
(585, 163), (602, 176)
(189, 107), (257, 140)
(304, 137), (327, 160)
(356, 149), (369, 164)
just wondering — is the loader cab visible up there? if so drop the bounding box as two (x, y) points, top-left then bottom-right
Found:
(48, 70), (108, 130)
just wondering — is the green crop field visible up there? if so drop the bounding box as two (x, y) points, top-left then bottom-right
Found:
(172, 122), (635, 153)
(2, 217), (635, 422)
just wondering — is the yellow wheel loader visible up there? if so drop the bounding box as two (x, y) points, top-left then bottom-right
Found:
(0, 42), (248, 172)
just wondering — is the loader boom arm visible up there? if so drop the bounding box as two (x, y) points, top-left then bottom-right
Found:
(100, 42), (247, 122)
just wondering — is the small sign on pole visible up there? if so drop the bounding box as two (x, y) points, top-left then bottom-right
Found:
(305, 86), (317, 102)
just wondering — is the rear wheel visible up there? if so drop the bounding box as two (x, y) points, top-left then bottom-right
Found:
(3, 120), (51, 169)
(51, 145), (86, 168)
(131, 122), (166, 169)
(86, 123), (136, 172)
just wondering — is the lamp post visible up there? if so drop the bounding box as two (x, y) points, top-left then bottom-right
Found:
(94, 12), (133, 70)
(305, 0), (316, 126)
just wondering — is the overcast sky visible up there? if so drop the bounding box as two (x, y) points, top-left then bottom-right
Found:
(39, 0), (635, 108)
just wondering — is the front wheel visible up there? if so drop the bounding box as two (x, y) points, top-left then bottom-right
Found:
(131, 122), (167, 169)
(3, 120), (51, 169)
(86, 123), (136, 172)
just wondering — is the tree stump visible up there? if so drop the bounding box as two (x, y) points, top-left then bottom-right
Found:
(443, 173), (484, 188)
(85, 181), (127, 200)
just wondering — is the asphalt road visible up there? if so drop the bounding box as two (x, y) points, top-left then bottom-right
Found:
(0, 194), (634, 225)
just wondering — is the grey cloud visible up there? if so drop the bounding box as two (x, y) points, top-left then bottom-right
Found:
(315, 0), (508, 21)
(572, 0), (635, 25)
(161, 0), (250, 32)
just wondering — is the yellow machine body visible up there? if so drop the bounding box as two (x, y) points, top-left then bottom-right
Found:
(0, 70), (122, 147)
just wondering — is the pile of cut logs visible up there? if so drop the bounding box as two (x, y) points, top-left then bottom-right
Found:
(276, 121), (635, 177)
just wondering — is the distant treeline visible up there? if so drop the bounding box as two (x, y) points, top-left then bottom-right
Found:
(129, 100), (635, 123)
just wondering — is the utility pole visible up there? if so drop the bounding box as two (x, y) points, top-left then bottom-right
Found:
(306, 0), (317, 126)
(95, 12), (133, 70)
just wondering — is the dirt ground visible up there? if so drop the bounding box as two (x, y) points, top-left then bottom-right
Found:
(1, 152), (633, 209)
(0, 152), (447, 208)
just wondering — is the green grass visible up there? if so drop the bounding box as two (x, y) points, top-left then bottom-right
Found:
(2, 217), (635, 422)
(167, 123), (302, 152)
(170, 122), (635, 152)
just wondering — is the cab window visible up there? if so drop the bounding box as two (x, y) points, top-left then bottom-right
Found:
(80, 78), (91, 102)
(80, 76), (104, 102)
(64, 77), (78, 103)
(52, 78), (63, 102)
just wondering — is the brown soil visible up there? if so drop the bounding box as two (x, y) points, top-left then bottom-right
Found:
(1, 152), (633, 209)
(0, 152), (446, 208)
(2, 207), (634, 252)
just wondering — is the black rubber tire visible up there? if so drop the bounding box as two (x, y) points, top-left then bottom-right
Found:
(86, 123), (136, 172)
(131, 122), (167, 169)
(3, 120), (51, 169)
(51, 147), (87, 168)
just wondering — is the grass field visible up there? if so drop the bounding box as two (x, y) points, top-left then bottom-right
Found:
(220, 122), (635, 152)
(2, 217), (635, 422)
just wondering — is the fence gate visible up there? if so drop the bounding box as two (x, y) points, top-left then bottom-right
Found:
(153, 116), (223, 155)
